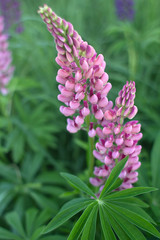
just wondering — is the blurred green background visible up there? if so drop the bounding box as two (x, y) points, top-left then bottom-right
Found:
(0, 0), (160, 239)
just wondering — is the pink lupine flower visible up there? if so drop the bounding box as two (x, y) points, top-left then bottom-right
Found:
(0, 16), (14, 94)
(38, 5), (142, 192)
(38, 5), (112, 134)
(90, 82), (143, 191)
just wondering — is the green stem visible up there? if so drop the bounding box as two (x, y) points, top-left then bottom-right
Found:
(88, 136), (95, 177)
(86, 114), (95, 178)
(124, 28), (137, 81)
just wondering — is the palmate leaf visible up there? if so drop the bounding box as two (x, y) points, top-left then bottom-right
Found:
(102, 206), (130, 240)
(61, 172), (96, 198)
(110, 201), (156, 224)
(42, 198), (94, 234)
(100, 156), (128, 199)
(105, 206), (146, 240)
(67, 202), (98, 240)
(99, 205), (117, 240)
(38, 161), (160, 240)
(80, 205), (98, 240)
(105, 202), (160, 238)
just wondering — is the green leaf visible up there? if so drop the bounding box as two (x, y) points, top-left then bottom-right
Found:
(0, 162), (18, 183)
(81, 205), (98, 240)
(106, 207), (146, 240)
(104, 207), (130, 240)
(34, 209), (51, 229)
(74, 139), (88, 150)
(5, 212), (26, 238)
(151, 131), (160, 187)
(22, 152), (43, 181)
(25, 208), (38, 236)
(67, 202), (97, 240)
(12, 132), (25, 163)
(105, 178), (123, 193)
(35, 171), (65, 185)
(61, 172), (96, 198)
(104, 187), (157, 200)
(110, 202), (156, 225)
(0, 227), (22, 240)
(31, 226), (45, 240)
(110, 197), (149, 208)
(43, 198), (94, 234)
(106, 202), (160, 238)
(0, 189), (16, 215)
(29, 191), (58, 212)
(60, 198), (93, 212)
(100, 156), (128, 199)
(99, 206), (116, 240)
(40, 236), (66, 240)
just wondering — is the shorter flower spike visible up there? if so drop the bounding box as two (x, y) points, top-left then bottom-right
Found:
(115, 81), (138, 121)
(0, 16), (14, 94)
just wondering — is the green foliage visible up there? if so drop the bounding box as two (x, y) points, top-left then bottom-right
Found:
(0, 157), (65, 215)
(0, 208), (66, 240)
(41, 160), (160, 239)
(0, 0), (160, 239)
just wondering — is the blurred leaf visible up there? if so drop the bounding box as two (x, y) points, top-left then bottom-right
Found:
(74, 139), (87, 150)
(5, 211), (26, 238)
(25, 208), (38, 236)
(151, 131), (160, 187)
(29, 191), (58, 212)
(0, 228), (22, 240)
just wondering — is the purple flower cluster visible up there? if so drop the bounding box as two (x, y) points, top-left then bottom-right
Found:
(0, 0), (23, 33)
(38, 5), (142, 191)
(115, 0), (135, 21)
(0, 16), (14, 94)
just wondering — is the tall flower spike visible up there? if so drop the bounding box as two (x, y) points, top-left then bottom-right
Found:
(39, 5), (142, 192)
(0, 16), (14, 94)
(38, 4), (112, 134)
(90, 82), (142, 191)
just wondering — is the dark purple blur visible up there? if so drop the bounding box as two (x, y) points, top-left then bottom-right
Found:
(115, 0), (135, 21)
(0, 0), (23, 33)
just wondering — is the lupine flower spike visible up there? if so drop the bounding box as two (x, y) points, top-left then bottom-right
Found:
(90, 81), (142, 190)
(38, 5), (142, 192)
(0, 16), (14, 94)
(38, 4), (112, 135)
